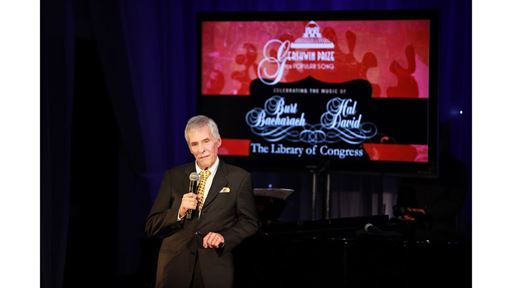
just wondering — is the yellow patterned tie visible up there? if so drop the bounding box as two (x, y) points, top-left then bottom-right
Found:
(196, 170), (211, 213)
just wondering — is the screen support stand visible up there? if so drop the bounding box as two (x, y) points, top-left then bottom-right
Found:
(325, 172), (331, 220)
(309, 163), (330, 221)
(310, 169), (318, 221)
(376, 173), (384, 215)
(313, 170), (385, 220)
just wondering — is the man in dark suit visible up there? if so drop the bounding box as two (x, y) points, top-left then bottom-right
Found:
(145, 115), (259, 288)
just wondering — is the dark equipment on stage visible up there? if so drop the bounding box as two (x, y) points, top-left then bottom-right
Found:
(253, 188), (294, 224)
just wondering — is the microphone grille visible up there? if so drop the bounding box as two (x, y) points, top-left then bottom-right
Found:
(189, 172), (199, 181)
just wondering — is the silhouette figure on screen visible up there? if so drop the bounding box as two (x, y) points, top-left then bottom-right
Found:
(231, 43), (258, 95)
(387, 45), (419, 98)
(205, 66), (225, 95)
(360, 52), (381, 96)
(322, 27), (381, 96)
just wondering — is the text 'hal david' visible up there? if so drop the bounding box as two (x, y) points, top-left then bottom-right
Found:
(321, 98), (362, 129)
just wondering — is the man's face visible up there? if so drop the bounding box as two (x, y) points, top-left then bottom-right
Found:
(187, 125), (221, 170)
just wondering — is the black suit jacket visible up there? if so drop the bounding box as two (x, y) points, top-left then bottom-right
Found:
(145, 160), (259, 288)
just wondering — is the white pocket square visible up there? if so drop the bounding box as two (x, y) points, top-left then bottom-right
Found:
(220, 187), (230, 193)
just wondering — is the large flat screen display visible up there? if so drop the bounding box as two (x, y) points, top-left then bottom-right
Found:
(198, 11), (438, 175)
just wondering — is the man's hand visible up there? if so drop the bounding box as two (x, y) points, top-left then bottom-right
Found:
(178, 192), (198, 218)
(202, 232), (225, 249)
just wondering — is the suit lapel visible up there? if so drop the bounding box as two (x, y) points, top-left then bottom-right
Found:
(203, 161), (228, 209)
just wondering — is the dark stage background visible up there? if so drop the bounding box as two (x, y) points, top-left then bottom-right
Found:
(42, 0), (471, 287)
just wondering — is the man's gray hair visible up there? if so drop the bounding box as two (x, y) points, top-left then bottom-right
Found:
(184, 115), (221, 143)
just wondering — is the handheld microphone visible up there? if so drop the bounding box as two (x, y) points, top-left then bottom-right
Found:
(186, 172), (199, 219)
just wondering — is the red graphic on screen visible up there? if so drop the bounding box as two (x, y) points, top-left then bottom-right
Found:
(230, 43), (258, 95)
(205, 66), (225, 94)
(202, 20), (429, 98)
(311, 28), (381, 96)
(363, 143), (428, 162)
(218, 139), (251, 156)
(274, 32), (308, 83)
